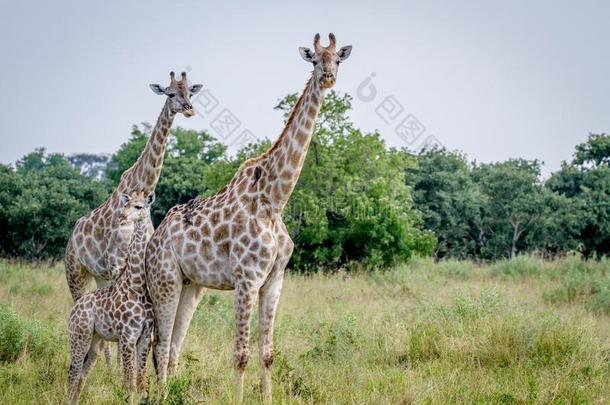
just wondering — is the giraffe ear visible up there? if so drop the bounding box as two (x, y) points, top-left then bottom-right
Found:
(189, 84), (203, 95)
(299, 47), (314, 63)
(149, 84), (166, 95)
(145, 192), (156, 207)
(338, 46), (352, 61)
(119, 194), (130, 206)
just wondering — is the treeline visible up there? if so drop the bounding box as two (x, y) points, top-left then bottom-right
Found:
(0, 91), (608, 269)
(409, 138), (609, 260)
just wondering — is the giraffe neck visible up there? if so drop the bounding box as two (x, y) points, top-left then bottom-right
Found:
(117, 99), (175, 195)
(262, 75), (325, 212)
(117, 219), (148, 292)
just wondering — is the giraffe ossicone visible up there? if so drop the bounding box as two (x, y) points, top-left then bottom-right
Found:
(145, 33), (352, 403)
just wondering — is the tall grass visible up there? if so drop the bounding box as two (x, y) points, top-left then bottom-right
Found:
(0, 257), (608, 403)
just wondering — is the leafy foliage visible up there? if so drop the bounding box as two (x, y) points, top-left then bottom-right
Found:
(274, 92), (435, 270)
(0, 94), (608, 265)
(548, 133), (610, 256)
(107, 126), (228, 225)
(0, 149), (108, 259)
(408, 149), (485, 259)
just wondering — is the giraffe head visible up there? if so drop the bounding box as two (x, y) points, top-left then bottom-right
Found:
(299, 33), (352, 89)
(117, 191), (155, 225)
(149, 72), (203, 117)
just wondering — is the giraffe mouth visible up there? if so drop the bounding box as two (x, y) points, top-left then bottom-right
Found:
(320, 78), (335, 88)
(183, 109), (195, 117)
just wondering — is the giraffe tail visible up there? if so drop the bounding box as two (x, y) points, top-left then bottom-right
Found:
(152, 338), (159, 376)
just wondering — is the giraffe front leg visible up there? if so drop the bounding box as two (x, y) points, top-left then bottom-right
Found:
(258, 261), (287, 404)
(169, 283), (206, 373)
(233, 280), (259, 404)
(151, 279), (182, 385)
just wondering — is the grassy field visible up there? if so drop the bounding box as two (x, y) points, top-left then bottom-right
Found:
(0, 255), (609, 404)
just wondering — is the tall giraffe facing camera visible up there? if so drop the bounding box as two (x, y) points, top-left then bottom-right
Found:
(145, 34), (352, 402)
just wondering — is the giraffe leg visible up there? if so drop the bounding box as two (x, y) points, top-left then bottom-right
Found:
(120, 335), (137, 402)
(168, 283), (206, 373)
(68, 310), (94, 404)
(75, 333), (104, 402)
(81, 334), (104, 377)
(94, 277), (114, 368)
(136, 321), (154, 393)
(65, 243), (92, 302)
(150, 270), (182, 385)
(68, 340), (89, 404)
(258, 265), (286, 404)
(233, 280), (259, 404)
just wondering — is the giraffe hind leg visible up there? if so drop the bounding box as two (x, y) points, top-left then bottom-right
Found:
(81, 334), (104, 378)
(65, 245), (92, 302)
(151, 275), (182, 384)
(68, 312), (95, 404)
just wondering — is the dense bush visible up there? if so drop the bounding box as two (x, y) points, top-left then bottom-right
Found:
(0, 304), (61, 363)
(0, 149), (109, 260)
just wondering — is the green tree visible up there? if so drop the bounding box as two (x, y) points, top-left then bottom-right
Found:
(574, 133), (610, 167)
(408, 149), (485, 259)
(276, 91), (435, 270)
(105, 125), (149, 185)
(548, 134), (610, 256)
(107, 126), (227, 224)
(3, 150), (108, 259)
(0, 164), (22, 255)
(473, 159), (549, 259)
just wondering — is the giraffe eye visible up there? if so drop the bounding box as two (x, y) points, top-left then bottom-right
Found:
(312, 61), (318, 66)
(168, 94), (176, 98)
(135, 205), (144, 210)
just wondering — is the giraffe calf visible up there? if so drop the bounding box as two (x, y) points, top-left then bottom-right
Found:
(67, 192), (155, 404)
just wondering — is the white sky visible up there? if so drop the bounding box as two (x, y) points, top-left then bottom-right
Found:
(0, 0), (608, 175)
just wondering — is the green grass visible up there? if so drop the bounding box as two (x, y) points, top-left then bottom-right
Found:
(0, 256), (609, 404)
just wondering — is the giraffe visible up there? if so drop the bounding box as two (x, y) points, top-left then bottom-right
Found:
(64, 71), (201, 364)
(145, 33), (352, 402)
(67, 191), (155, 404)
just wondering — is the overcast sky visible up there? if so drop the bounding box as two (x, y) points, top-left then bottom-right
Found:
(0, 0), (608, 174)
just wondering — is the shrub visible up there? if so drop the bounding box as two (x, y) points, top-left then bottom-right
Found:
(0, 305), (60, 363)
(490, 256), (544, 277)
